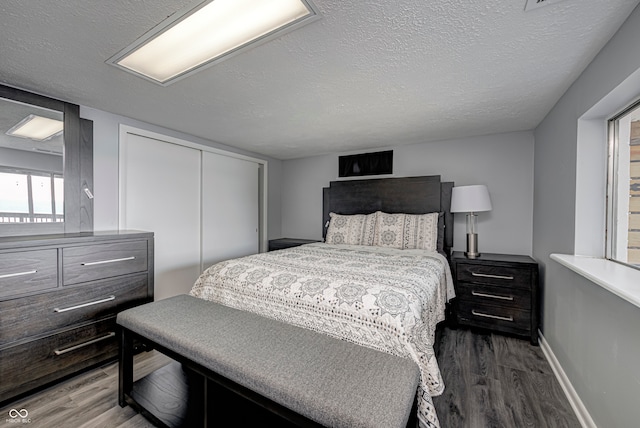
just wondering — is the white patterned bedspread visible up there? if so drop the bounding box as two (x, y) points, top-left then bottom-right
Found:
(189, 243), (455, 428)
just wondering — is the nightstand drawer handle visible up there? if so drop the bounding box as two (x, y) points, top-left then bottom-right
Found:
(471, 272), (514, 280)
(471, 291), (514, 301)
(0, 270), (37, 279)
(54, 332), (116, 356)
(81, 256), (135, 266)
(471, 310), (514, 322)
(54, 295), (116, 313)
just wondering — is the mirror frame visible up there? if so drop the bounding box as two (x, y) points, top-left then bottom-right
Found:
(0, 83), (93, 236)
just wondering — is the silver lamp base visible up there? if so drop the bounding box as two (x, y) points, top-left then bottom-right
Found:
(465, 233), (480, 259)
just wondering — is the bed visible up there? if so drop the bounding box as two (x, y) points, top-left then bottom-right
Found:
(190, 175), (455, 428)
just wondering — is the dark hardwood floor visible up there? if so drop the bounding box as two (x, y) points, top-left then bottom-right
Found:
(0, 351), (169, 428)
(433, 327), (581, 428)
(1, 328), (580, 428)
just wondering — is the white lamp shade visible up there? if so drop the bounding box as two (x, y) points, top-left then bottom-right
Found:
(450, 185), (492, 213)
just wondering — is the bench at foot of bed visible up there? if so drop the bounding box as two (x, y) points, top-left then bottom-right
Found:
(117, 294), (420, 428)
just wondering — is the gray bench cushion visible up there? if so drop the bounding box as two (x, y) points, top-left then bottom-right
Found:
(117, 294), (420, 428)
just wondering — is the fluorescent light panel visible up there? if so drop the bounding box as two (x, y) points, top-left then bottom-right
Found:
(6, 115), (64, 141)
(111, 0), (318, 85)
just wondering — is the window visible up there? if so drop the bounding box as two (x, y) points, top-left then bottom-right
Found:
(607, 101), (640, 268)
(0, 168), (63, 223)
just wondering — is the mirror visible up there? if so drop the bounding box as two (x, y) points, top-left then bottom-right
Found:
(0, 84), (93, 236)
(0, 97), (64, 224)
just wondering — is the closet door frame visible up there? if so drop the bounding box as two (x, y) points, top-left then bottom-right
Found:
(118, 125), (268, 254)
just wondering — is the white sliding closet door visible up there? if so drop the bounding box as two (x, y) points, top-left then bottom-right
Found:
(201, 151), (259, 271)
(120, 133), (201, 301)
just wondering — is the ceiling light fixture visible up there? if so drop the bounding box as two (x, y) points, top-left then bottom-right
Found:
(6, 114), (64, 141)
(107, 0), (320, 86)
(524, 0), (568, 12)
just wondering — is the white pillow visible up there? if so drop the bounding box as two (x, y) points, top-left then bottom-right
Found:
(325, 212), (378, 245)
(374, 212), (439, 251)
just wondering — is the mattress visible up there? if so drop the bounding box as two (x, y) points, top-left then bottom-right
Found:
(190, 242), (455, 428)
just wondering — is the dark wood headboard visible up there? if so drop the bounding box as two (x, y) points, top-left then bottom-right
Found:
(322, 175), (454, 255)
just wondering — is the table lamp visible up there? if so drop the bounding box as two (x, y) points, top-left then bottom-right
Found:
(450, 184), (492, 258)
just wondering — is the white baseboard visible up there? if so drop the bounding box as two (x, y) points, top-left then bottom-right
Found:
(538, 330), (597, 428)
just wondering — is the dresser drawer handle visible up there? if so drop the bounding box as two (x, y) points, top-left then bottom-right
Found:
(81, 256), (135, 266)
(0, 270), (37, 279)
(471, 272), (514, 280)
(471, 291), (514, 301)
(54, 295), (116, 313)
(54, 332), (116, 356)
(471, 310), (514, 322)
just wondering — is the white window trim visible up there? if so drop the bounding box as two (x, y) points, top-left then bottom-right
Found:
(606, 101), (640, 265)
(551, 254), (640, 309)
(559, 66), (640, 308)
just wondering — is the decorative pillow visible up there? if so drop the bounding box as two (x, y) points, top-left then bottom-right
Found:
(325, 212), (378, 245)
(373, 212), (406, 248)
(374, 211), (440, 251)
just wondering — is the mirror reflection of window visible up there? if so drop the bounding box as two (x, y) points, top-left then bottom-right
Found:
(31, 174), (52, 216)
(0, 172), (29, 220)
(0, 170), (63, 223)
(54, 175), (63, 217)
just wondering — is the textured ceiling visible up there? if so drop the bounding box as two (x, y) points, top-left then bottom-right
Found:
(0, 0), (638, 160)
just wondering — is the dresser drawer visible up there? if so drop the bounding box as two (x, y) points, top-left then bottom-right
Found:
(0, 318), (118, 402)
(456, 300), (531, 334)
(456, 263), (531, 289)
(0, 249), (58, 299)
(0, 273), (149, 347)
(455, 282), (531, 310)
(63, 240), (148, 285)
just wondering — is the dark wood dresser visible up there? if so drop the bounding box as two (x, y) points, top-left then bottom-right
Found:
(451, 251), (539, 345)
(268, 238), (320, 251)
(0, 231), (154, 405)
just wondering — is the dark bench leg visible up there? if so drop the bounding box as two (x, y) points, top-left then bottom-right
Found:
(406, 397), (418, 428)
(119, 327), (134, 407)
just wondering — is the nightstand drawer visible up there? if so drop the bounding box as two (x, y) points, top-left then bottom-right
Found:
(452, 252), (539, 345)
(456, 300), (530, 334)
(455, 282), (531, 310)
(457, 263), (531, 289)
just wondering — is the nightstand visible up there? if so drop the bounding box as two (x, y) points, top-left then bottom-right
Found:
(451, 251), (539, 345)
(268, 238), (320, 251)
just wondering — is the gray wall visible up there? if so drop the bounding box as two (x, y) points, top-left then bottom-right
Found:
(533, 4), (640, 427)
(281, 131), (535, 256)
(80, 106), (282, 239)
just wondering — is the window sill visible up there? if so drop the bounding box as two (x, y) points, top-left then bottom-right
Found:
(551, 254), (640, 309)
